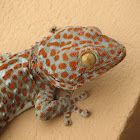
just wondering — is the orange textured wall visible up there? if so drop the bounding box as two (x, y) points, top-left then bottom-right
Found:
(0, 0), (139, 140)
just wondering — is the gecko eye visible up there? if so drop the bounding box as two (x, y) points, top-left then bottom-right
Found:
(81, 52), (96, 67)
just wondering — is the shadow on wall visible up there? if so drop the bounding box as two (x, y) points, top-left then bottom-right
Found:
(120, 95), (140, 140)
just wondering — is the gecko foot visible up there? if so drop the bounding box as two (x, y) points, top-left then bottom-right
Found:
(63, 91), (90, 126)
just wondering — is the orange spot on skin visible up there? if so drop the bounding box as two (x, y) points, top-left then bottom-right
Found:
(40, 113), (45, 118)
(47, 107), (52, 111)
(47, 36), (51, 40)
(60, 84), (66, 87)
(44, 69), (49, 76)
(98, 38), (102, 42)
(39, 48), (47, 58)
(0, 64), (8, 71)
(80, 40), (92, 44)
(102, 52), (107, 56)
(68, 27), (73, 31)
(12, 75), (17, 80)
(46, 59), (50, 66)
(8, 92), (13, 99)
(105, 37), (110, 42)
(61, 72), (68, 78)
(40, 83), (45, 90)
(74, 28), (83, 31)
(37, 106), (41, 110)
(108, 44), (114, 47)
(66, 81), (74, 85)
(59, 79), (65, 83)
(94, 42), (99, 45)
(72, 43), (78, 47)
(47, 42), (59, 47)
(23, 62), (29, 67)
(70, 52), (79, 57)
(7, 104), (11, 111)
(90, 29), (94, 32)
(70, 61), (78, 68)
(1, 87), (6, 93)
(0, 107), (4, 113)
(81, 50), (87, 54)
(63, 34), (67, 38)
(59, 63), (67, 69)
(74, 36), (80, 40)
(53, 73), (58, 78)
(21, 104), (25, 109)
(78, 31), (84, 36)
(95, 32), (99, 36)
(62, 53), (68, 61)
(0, 79), (2, 85)
(17, 88), (21, 94)
(87, 76), (94, 80)
(66, 41), (72, 45)
(8, 59), (18, 64)
(23, 76), (28, 83)
(60, 42), (65, 47)
(51, 64), (56, 71)
(8, 82), (16, 90)
(54, 33), (60, 39)
(110, 50), (115, 54)
(97, 45), (105, 48)
(54, 55), (59, 61)
(18, 70), (23, 76)
(92, 36), (95, 40)
(19, 52), (30, 58)
(77, 77), (84, 82)
(46, 116), (51, 120)
(79, 68), (86, 73)
(9, 54), (17, 59)
(18, 81), (22, 86)
(14, 64), (22, 69)
(83, 45), (88, 48)
(40, 40), (46, 46)
(62, 47), (71, 51)
(15, 95), (21, 102)
(85, 33), (91, 37)
(39, 61), (43, 70)
(50, 49), (56, 56)
(3, 69), (13, 80)
(3, 97), (7, 104)
(69, 74), (77, 79)
(75, 48), (80, 50)
(96, 48), (101, 51)
(23, 88), (27, 96)
(67, 34), (73, 39)
(50, 79), (56, 85)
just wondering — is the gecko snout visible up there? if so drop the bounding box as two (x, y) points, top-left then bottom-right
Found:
(118, 44), (126, 59)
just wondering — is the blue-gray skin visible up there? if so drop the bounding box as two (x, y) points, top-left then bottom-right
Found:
(0, 26), (126, 131)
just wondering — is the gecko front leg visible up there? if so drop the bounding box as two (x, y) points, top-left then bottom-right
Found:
(63, 90), (90, 125)
(35, 83), (89, 125)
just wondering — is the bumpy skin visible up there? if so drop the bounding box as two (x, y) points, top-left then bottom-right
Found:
(0, 26), (126, 130)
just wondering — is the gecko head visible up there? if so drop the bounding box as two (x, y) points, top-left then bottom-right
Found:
(38, 26), (126, 90)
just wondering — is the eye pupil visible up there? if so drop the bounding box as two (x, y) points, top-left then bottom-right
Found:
(81, 53), (96, 67)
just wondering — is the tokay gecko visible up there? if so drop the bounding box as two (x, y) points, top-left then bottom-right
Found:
(0, 26), (126, 130)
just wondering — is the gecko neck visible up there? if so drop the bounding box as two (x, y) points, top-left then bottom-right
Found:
(29, 45), (49, 83)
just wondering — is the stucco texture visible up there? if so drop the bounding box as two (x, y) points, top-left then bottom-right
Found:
(0, 0), (139, 140)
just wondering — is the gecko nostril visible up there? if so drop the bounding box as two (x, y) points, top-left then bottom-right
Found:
(117, 49), (122, 54)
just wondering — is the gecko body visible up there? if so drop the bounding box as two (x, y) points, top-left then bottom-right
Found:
(0, 26), (126, 130)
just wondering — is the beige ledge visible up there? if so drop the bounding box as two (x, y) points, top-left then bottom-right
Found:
(0, 0), (139, 140)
